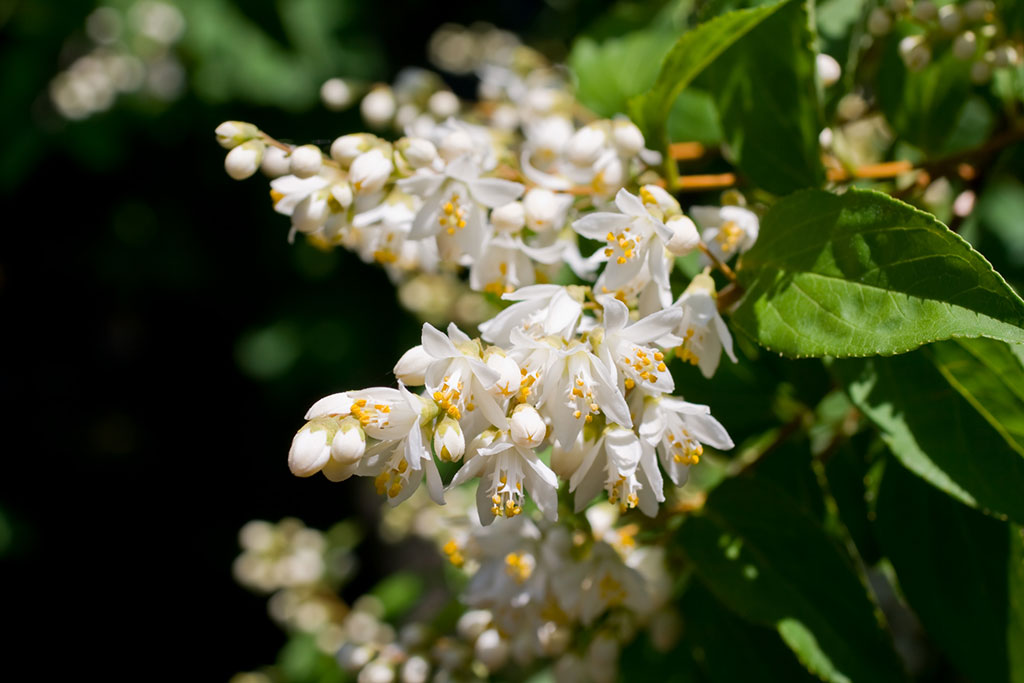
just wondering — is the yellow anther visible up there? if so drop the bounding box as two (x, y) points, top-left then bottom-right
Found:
(492, 494), (502, 505)
(617, 257), (627, 264)
(654, 352), (664, 361)
(574, 410), (582, 419)
(624, 378), (635, 390)
(606, 232), (615, 241)
(589, 402), (599, 412)
(388, 482), (402, 497)
(657, 362), (667, 372)
(585, 414), (593, 423)
(397, 458), (408, 473)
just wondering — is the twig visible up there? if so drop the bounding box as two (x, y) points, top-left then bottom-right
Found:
(698, 243), (737, 283)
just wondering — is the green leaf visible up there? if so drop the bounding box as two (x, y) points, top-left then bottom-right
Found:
(696, 0), (824, 194)
(679, 476), (907, 683)
(733, 188), (1024, 357)
(569, 30), (677, 118)
(835, 338), (1024, 523)
(875, 460), (1024, 683)
(627, 1), (788, 163)
(370, 571), (424, 619)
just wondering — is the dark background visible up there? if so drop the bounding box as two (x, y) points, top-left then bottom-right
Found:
(0, 0), (626, 678)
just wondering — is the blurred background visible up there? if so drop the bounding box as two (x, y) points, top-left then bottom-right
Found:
(0, 0), (638, 678)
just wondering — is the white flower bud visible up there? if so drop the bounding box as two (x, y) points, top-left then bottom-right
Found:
(361, 86), (396, 129)
(260, 145), (291, 178)
(816, 53), (842, 87)
(970, 58), (992, 84)
(523, 188), (565, 232)
(293, 191), (330, 234)
(484, 347), (521, 397)
(358, 661), (394, 683)
(330, 182), (354, 210)
(433, 416), (465, 462)
(439, 129), (474, 162)
(338, 643), (374, 672)
(963, 0), (992, 22)
(456, 610), (492, 641)
(320, 77), (352, 111)
(491, 201), (525, 233)
(611, 120), (645, 157)
(224, 140), (264, 180)
(887, 0), (909, 13)
(215, 120), (259, 149)
(913, 0), (937, 22)
(350, 149), (393, 194)
(938, 4), (961, 33)
(395, 137), (438, 169)
(566, 124), (607, 167)
(953, 31), (977, 60)
(899, 36), (932, 71)
(331, 133), (376, 166)
(331, 417), (366, 464)
(867, 8), (891, 36)
(400, 656), (430, 683)
(994, 45), (1020, 68)
(290, 144), (323, 179)
(474, 629), (509, 672)
(428, 90), (460, 118)
(511, 404), (546, 448)
(819, 127), (834, 148)
(664, 215), (700, 255)
(394, 345), (431, 385)
(288, 419), (334, 477)
(394, 103), (420, 130)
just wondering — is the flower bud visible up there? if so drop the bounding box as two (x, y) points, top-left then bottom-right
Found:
(994, 45), (1020, 68)
(215, 120), (259, 149)
(320, 77), (352, 111)
(439, 129), (474, 162)
(664, 215), (700, 255)
(816, 53), (842, 87)
(433, 416), (465, 462)
(510, 404), (546, 448)
(337, 643), (374, 672)
(361, 85), (396, 129)
(952, 31), (977, 60)
(331, 417), (366, 464)
(224, 140), (265, 180)
(400, 656), (430, 683)
(566, 124), (607, 167)
(970, 58), (992, 84)
(523, 188), (568, 232)
(491, 201), (525, 233)
(456, 610), (492, 642)
(611, 120), (645, 157)
(484, 347), (521, 397)
(938, 4), (961, 33)
(887, 0), (909, 12)
(428, 90), (460, 118)
(393, 345), (431, 385)
(867, 8), (891, 36)
(899, 35), (931, 71)
(331, 133), (376, 166)
(963, 0), (992, 22)
(293, 191), (330, 234)
(290, 144), (323, 179)
(260, 145), (291, 178)
(912, 0), (936, 22)
(288, 418), (335, 476)
(395, 137), (438, 170)
(474, 629), (509, 672)
(350, 149), (394, 194)
(358, 661), (394, 683)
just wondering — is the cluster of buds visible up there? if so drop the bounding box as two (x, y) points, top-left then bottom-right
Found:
(868, 0), (1020, 80)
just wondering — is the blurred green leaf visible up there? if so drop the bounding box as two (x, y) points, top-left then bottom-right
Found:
(371, 571), (424, 619)
(835, 338), (1024, 524)
(277, 633), (345, 683)
(667, 89), (723, 145)
(733, 188), (1024, 357)
(569, 30), (677, 117)
(875, 460), (1024, 683)
(679, 475), (907, 683)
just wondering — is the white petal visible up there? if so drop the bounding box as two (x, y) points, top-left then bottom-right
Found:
(571, 212), (632, 240)
(599, 295), (629, 333)
(421, 323), (457, 358)
(469, 178), (525, 208)
(614, 188), (646, 217)
(305, 392), (354, 419)
(605, 428), (641, 474)
(622, 307), (682, 346)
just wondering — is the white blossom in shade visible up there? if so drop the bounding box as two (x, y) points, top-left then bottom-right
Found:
(433, 415), (465, 462)
(399, 155), (523, 262)
(539, 341), (631, 449)
(523, 188), (574, 233)
(595, 296), (681, 394)
(690, 204), (759, 263)
(474, 629), (509, 671)
(400, 655), (430, 683)
(478, 284), (584, 347)
(288, 418), (334, 477)
(636, 393), (733, 486)
(669, 274), (736, 378)
(225, 140), (264, 180)
(585, 631), (624, 683)
(393, 345), (432, 386)
(350, 148), (394, 195)
(469, 234), (535, 296)
(289, 144), (324, 179)
(571, 186), (679, 297)
(449, 430), (559, 523)
(420, 322), (506, 428)
(348, 188), (419, 267)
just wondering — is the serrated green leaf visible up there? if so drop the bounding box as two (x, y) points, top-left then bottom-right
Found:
(696, 0), (824, 194)
(875, 460), (1024, 683)
(835, 338), (1024, 523)
(569, 30), (677, 118)
(733, 188), (1024, 357)
(679, 476), (907, 683)
(627, 1), (788, 162)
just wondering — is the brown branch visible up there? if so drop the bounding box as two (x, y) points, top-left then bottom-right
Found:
(698, 243), (737, 284)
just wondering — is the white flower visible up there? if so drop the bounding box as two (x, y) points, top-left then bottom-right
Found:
(350, 148), (394, 195)
(691, 204), (759, 263)
(215, 120), (260, 149)
(421, 322), (507, 428)
(224, 140), (264, 180)
(449, 430), (558, 524)
(332, 416), (367, 464)
(478, 284), (584, 347)
(637, 393), (733, 486)
(523, 188), (573, 233)
(491, 201), (525, 233)
(433, 415), (465, 462)
(670, 274), (736, 378)
(288, 418), (334, 477)
(289, 144), (324, 179)
(394, 345), (432, 385)
(568, 425), (660, 514)
(595, 296), (681, 394)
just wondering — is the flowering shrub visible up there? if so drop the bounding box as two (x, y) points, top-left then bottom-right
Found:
(221, 4), (1024, 683)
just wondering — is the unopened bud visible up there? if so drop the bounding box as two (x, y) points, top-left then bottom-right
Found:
(428, 90), (460, 118)
(963, 0), (993, 22)
(938, 4), (961, 33)
(611, 120), (645, 157)
(456, 610), (492, 642)
(816, 53), (842, 87)
(395, 137), (438, 170)
(361, 86), (396, 129)
(913, 0), (937, 22)
(523, 188), (568, 232)
(867, 8), (891, 36)
(320, 77), (353, 111)
(331, 133), (376, 167)
(994, 45), (1020, 68)
(664, 215), (700, 255)
(474, 629), (509, 671)
(350, 149), (393, 194)
(358, 661), (394, 683)
(566, 124), (607, 167)
(510, 404), (546, 448)
(331, 417), (366, 464)
(215, 120), (260, 149)
(260, 145), (291, 178)
(887, 0), (910, 12)
(224, 140), (264, 180)
(288, 418), (335, 476)
(899, 35), (932, 71)
(970, 58), (992, 83)
(953, 31), (977, 60)
(394, 345), (431, 385)
(439, 129), (474, 162)
(290, 144), (323, 179)
(491, 201), (525, 233)
(400, 656), (430, 683)
(433, 416), (465, 462)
